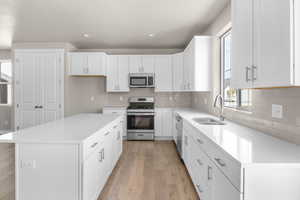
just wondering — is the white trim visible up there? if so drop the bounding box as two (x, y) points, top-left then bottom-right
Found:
(14, 49), (65, 53)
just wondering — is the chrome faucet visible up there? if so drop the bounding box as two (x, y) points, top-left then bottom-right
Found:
(213, 94), (225, 121)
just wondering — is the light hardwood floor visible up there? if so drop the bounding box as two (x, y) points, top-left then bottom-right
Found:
(98, 141), (199, 200)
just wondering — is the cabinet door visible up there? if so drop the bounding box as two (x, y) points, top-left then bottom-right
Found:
(172, 53), (184, 91)
(40, 53), (63, 123)
(231, 0), (253, 89)
(183, 47), (192, 91)
(83, 146), (103, 200)
(118, 55), (130, 92)
(155, 55), (173, 92)
(15, 53), (40, 129)
(253, 0), (293, 87)
(141, 55), (155, 73)
(87, 53), (106, 76)
(103, 130), (113, 179)
(69, 54), (87, 75)
(162, 109), (173, 137)
(154, 109), (163, 137)
(106, 56), (119, 92)
(211, 164), (240, 200)
(129, 55), (142, 73)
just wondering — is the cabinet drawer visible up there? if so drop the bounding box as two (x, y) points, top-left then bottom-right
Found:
(184, 122), (213, 156)
(209, 144), (242, 191)
(83, 125), (114, 159)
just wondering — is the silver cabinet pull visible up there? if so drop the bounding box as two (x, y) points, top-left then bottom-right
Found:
(184, 136), (188, 146)
(90, 142), (98, 148)
(196, 159), (203, 166)
(214, 158), (226, 167)
(196, 184), (204, 193)
(113, 125), (118, 129)
(105, 132), (110, 136)
(197, 138), (204, 145)
(252, 66), (257, 81)
(246, 67), (252, 82)
(98, 150), (103, 162)
(208, 166), (213, 180)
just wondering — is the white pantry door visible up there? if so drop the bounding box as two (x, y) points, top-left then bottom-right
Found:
(15, 50), (64, 130)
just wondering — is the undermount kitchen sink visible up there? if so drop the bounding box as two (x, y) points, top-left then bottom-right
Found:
(193, 117), (226, 125)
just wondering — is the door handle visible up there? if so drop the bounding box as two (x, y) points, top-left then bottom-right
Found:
(34, 105), (43, 109)
(208, 166), (213, 180)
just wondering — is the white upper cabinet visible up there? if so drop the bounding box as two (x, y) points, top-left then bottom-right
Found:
(231, 0), (253, 89)
(172, 53), (185, 91)
(155, 55), (173, 92)
(183, 36), (212, 92)
(69, 52), (107, 76)
(106, 55), (129, 92)
(129, 55), (155, 73)
(232, 0), (300, 88)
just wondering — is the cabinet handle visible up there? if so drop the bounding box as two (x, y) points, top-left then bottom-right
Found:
(184, 136), (188, 146)
(196, 184), (204, 193)
(103, 149), (105, 160)
(246, 67), (251, 82)
(252, 66), (257, 81)
(208, 166), (213, 180)
(105, 131), (110, 136)
(196, 159), (203, 166)
(99, 150), (103, 162)
(197, 138), (204, 145)
(214, 158), (226, 167)
(113, 125), (118, 129)
(90, 142), (98, 148)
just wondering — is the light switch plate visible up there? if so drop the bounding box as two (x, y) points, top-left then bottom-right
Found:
(272, 104), (283, 119)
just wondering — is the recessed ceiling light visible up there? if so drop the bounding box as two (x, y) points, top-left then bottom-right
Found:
(83, 33), (90, 38)
(148, 33), (155, 37)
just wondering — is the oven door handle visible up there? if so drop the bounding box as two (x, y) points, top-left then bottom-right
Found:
(127, 113), (155, 116)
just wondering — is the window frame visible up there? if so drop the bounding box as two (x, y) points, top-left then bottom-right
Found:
(220, 29), (252, 111)
(0, 60), (12, 106)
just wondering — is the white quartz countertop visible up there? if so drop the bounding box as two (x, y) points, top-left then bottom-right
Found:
(175, 108), (300, 164)
(0, 114), (121, 144)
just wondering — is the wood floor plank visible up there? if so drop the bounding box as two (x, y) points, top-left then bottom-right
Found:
(98, 141), (199, 200)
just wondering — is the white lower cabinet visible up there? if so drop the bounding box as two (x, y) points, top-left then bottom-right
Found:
(181, 118), (300, 200)
(83, 144), (105, 200)
(155, 108), (173, 138)
(183, 121), (240, 200)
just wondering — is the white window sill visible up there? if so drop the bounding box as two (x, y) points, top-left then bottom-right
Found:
(224, 106), (252, 115)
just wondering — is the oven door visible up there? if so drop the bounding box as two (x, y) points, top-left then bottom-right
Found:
(127, 113), (154, 132)
(129, 76), (147, 87)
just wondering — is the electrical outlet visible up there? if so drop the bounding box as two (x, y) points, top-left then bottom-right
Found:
(21, 160), (36, 169)
(272, 104), (283, 119)
(90, 96), (95, 102)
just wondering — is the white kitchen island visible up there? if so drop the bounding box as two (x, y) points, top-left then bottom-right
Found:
(0, 114), (125, 200)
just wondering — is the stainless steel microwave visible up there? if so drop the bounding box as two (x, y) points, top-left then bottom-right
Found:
(129, 73), (155, 88)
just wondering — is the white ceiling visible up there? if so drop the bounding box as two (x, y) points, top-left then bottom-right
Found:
(0, 0), (229, 49)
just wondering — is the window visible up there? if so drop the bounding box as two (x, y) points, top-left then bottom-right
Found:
(0, 61), (12, 105)
(221, 30), (252, 111)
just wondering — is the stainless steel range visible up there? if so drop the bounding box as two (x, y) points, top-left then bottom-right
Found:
(127, 97), (155, 141)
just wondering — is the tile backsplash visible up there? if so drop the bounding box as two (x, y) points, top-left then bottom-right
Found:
(192, 88), (300, 144)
